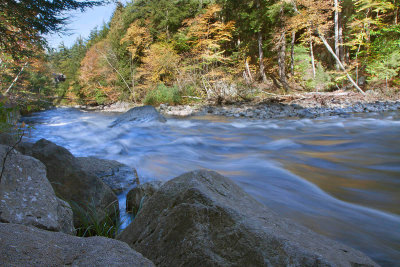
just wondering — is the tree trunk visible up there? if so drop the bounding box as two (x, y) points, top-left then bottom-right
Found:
(318, 31), (365, 95)
(310, 36), (316, 80)
(291, 31), (295, 76)
(243, 71), (249, 82)
(5, 62), (28, 95)
(278, 31), (288, 91)
(339, 14), (345, 63)
(334, 0), (340, 70)
(355, 43), (361, 84)
(258, 31), (268, 82)
(245, 58), (253, 82)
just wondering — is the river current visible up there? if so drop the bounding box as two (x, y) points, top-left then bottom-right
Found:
(22, 108), (400, 266)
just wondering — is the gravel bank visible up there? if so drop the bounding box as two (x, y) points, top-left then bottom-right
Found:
(158, 91), (400, 119)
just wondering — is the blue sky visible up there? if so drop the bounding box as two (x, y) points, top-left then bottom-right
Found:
(45, 1), (129, 49)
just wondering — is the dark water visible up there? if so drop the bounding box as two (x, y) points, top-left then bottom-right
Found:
(22, 108), (400, 266)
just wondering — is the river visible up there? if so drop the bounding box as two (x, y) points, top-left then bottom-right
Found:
(22, 107), (400, 266)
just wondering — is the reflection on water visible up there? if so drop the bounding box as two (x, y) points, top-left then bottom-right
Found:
(23, 108), (400, 266)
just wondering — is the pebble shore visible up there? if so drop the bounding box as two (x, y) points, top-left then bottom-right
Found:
(76, 91), (400, 119)
(158, 100), (400, 119)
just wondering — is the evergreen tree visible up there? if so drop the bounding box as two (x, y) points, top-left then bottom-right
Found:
(0, 0), (110, 58)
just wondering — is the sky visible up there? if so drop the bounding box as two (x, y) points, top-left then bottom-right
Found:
(45, 1), (129, 49)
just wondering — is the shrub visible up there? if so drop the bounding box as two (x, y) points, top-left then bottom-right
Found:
(367, 50), (400, 87)
(144, 83), (181, 105)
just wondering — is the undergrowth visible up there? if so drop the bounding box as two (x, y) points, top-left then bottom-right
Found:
(70, 200), (122, 238)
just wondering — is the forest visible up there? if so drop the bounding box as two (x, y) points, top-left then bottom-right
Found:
(1, 0), (400, 108)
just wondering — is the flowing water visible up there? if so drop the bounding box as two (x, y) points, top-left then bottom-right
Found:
(22, 108), (400, 266)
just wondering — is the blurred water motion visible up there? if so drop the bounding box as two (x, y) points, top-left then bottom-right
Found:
(23, 108), (400, 266)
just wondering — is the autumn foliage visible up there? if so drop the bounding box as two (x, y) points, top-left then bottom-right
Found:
(80, 41), (119, 103)
(27, 0), (400, 105)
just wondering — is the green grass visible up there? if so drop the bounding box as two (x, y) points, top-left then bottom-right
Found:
(144, 83), (181, 105)
(70, 200), (123, 238)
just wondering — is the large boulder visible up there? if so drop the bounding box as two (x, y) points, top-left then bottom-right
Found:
(0, 223), (154, 266)
(126, 181), (163, 215)
(117, 170), (377, 267)
(77, 157), (137, 193)
(109, 105), (166, 127)
(0, 145), (74, 234)
(29, 139), (118, 226)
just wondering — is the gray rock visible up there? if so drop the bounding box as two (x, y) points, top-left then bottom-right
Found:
(297, 109), (315, 118)
(0, 145), (74, 234)
(16, 141), (34, 156)
(109, 106), (166, 127)
(159, 103), (168, 110)
(77, 157), (136, 193)
(0, 132), (17, 146)
(117, 170), (377, 267)
(102, 101), (134, 112)
(29, 139), (118, 226)
(358, 76), (367, 86)
(126, 181), (163, 215)
(0, 223), (154, 267)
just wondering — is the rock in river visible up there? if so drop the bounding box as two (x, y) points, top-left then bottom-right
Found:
(117, 170), (377, 267)
(77, 157), (137, 193)
(0, 223), (155, 266)
(109, 105), (166, 127)
(0, 145), (74, 234)
(28, 139), (118, 226)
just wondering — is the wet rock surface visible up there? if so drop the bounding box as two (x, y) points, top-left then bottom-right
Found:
(118, 170), (377, 267)
(0, 145), (74, 234)
(109, 105), (166, 127)
(0, 223), (155, 267)
(77, 157), (136, 193)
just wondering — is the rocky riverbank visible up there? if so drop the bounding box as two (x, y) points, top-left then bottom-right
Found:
(74, 91), (400, 120)
(159, 91), (400, 119)
(0, 135), (152, 266)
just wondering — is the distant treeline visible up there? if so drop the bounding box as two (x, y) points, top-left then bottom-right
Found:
(2, 0), (400, 106)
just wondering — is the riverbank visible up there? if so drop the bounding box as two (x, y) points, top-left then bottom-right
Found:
(159, 91), (400, 119)
(77, 90), (400, 119)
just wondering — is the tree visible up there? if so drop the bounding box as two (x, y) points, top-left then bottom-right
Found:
(136, 42), (181, 97)
(0, 0), (110, 58)
(121, 21), (153, 62)
(80, 40), (119, 104)
(219, 0), (271, 83)
(182, 4), (236, 100)
(184, 4), (235, 68)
